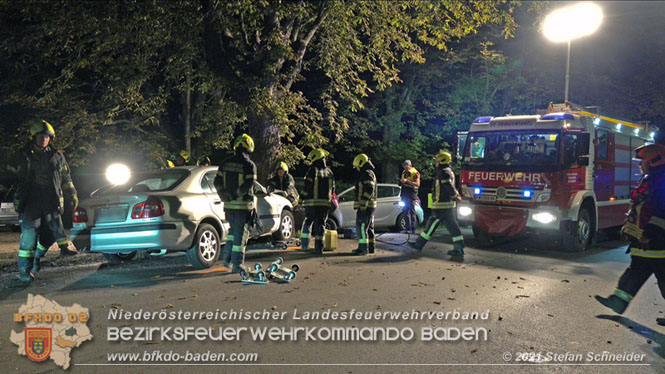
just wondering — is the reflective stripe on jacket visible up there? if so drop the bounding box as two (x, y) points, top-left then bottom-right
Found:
(431, 166), (459, 210)
(214, 151), (257, 210)
(302, 165), (334, 207)
(354, 168), (377, 210)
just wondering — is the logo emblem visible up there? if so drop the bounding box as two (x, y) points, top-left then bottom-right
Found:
(25, 328), (52, 362)
(496, 187), (507, 199)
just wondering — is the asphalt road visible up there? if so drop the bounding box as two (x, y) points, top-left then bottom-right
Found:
(1, 228), (664, 374)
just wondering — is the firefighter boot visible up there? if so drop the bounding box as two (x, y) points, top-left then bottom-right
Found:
(408, 235), (427, 251)
(221, 245), (232, 269)
(594, 295), (628, 314)
(31, 246), (48, 277)
(300, 237), (310, 252)
(314, 239), (324, 255)
(17, 256), (34, 284)
(352, 243), (367, 256)
(59, 242), (78, 257)
(368, 240), (375, 254)
(230, 251), (245, 274)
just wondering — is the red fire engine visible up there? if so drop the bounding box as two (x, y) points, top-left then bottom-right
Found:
(456, 103), (656, 251)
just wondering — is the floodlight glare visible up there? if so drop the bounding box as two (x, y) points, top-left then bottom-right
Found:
(542, 3), (604, 43)
(106, 163), (131, 185)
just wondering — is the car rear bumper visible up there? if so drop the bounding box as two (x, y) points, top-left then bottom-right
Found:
(71, 221), (196, 253)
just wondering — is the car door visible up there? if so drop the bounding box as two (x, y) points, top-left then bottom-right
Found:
(337, 187), (356, 228)
(374, 185), (401, 227)
(202, 171), (226, 221)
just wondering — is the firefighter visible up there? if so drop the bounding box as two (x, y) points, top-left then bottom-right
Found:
(214, 134), (257, 272)
(13, 120), (78, 283)
(175, 150), (190, 166)
(595, 143), (665, 325)
(267, 162), (299, 205)
(399, 159), (420, 233)
(197, 156), (211, 166)
(409, 151), (465, 256)
(352, 154), (377, 255)
(300, 148), (335, 255)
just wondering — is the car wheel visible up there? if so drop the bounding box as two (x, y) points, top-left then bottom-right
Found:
(560, 208), (593, 252)
(325, 217), (338, 231)
(395, 214), (407, 232)
(273, 210), (294, 241)
(186, 223), (220, 269)
(103, 251), (137, 265)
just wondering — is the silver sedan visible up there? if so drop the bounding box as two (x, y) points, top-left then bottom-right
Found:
(71, 166), (295, 268)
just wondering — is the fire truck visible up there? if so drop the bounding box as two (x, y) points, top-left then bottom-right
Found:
(456, 102), (656, 251)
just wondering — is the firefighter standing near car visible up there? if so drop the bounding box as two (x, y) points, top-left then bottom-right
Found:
(399, 160), (420, 233)
(214, 134), (257, 272)
(300, 149), (335, 255)
(352, 154), (377, 255)
(595, 142), (665, 325)
(267, 162), (299, 205)
(409, 151), (465, 256)
(12, 120), (78, 283)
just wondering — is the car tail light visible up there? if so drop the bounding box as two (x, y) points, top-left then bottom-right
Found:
(331, 192), (339, 209)
(73, 208), (88, 223)
(131, 197), (164, 219)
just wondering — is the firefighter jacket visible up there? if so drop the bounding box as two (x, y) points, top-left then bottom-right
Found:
(267, 173), (299, 203)
(301, 159), (335, 207)
(12, 143), (77, 214)
(430, 165), (460, 210)
(400, 167), (419, 199)
(214, 151), (257, 210)
(621, 168), (665, 258)
(353, 167), (377, 210)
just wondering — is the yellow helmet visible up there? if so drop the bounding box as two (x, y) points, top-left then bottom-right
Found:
(233, 133), (254, 152)
(29, 120), (55, 139)
(307, 148), (328, 163)
(353, 153), (370, 168)
(179, 150), (190, 162)
(277, 162), (289, 173)
(166, 160), (175, 168)
(435, 151), (452, 164)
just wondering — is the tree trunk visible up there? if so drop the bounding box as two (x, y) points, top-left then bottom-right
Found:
(184, 74), (192, 157)
(247, 110), (281, 183)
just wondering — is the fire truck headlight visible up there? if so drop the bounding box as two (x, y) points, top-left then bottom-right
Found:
(458, 206), (473, 217)
(536, 192), (551, 202)
(533, 212), (556, 224)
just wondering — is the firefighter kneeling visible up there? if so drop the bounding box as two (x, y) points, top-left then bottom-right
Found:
(351, 154), (377, 255)
(409, 151), (465, 256)
(595, 143), (665, 325)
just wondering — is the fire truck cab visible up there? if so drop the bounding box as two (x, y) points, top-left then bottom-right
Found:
(457, 103), (655, 251)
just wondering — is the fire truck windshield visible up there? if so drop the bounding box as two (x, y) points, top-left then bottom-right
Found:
(462, 130), (561, 171)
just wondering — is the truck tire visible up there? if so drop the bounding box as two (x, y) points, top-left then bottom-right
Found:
(472, 225), (493, 247)
(560, 208), (592, 252)
(103, 251), (137, 265)
(186, 223), (220, 269)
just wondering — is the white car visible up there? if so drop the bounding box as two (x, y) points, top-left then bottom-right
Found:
(71, 166), (295, 269)
(335, 183), (424, 231)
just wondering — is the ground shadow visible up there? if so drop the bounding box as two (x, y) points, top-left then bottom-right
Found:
(596, 314), (665, 359)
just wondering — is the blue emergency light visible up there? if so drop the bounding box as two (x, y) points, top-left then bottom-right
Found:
(523, 190), (532, 198)
(593, 117), (601, 125)
(473, 116), (493, 124)
(541, 113), (575, 121)
(474, 188), (481, 195)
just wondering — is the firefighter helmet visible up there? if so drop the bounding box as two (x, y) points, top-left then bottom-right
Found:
(277, 162), (289, 173)
(233, 134), (254, 153)
(197, 156), (211, 166)
(307, 148), (328, 163)
(29, 120), (55, 139)
(435, 151), (452, 164)
(179, 150), (190, 162)
(635, 144), (665, 168)
(353, 153), (370, 168)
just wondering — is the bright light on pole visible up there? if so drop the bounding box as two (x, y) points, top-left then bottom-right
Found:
(106, 163), (131, 185)
(542, 2), (603, 103)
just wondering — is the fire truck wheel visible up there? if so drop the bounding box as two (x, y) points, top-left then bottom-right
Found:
(472, 225), (493, 247)
(560, 208), (592, 252)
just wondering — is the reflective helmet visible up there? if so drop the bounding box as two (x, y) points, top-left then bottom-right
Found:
(353, 153), (370, 168)
(277, 162), (289, 173)
(233, 133), (254, 152)
(179, 150), (190, 162)
(197, 156), (211, 166)
(307, 148), (328, 163)
(435, 151), (452, 164)
(29, 120), (55, 139)
(635, 144), (665, 168)
(166, 159), (175, 168)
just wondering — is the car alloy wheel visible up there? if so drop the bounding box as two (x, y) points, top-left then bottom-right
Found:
(198, 229), (218, 262)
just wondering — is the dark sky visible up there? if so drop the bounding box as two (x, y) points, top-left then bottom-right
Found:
(505, 1), (665, 126)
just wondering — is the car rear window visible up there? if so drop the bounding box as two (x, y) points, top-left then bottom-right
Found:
(104, 169), (190, 194)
